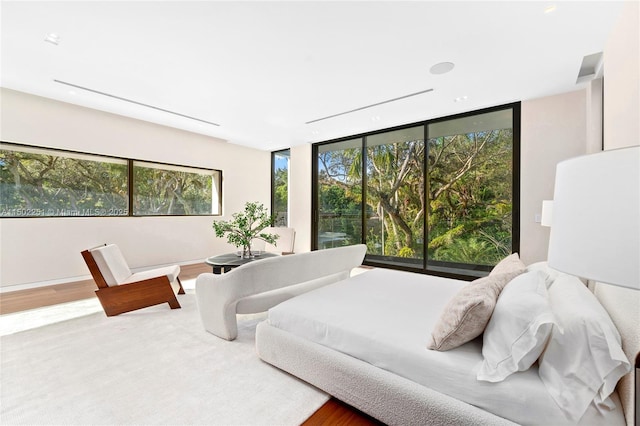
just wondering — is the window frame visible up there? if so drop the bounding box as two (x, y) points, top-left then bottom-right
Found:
(271, 148), (290, 226)
(0, 141), (223, 218)
(311, 102), (520, 281)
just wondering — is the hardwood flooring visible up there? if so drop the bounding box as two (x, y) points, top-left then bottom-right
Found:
(0, 261), (382, 425)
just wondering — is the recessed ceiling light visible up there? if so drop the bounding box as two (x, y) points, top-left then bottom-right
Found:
(454, 96), (468, 102)
(44, 33), (60, 45)
(371, 115), (381, 122)
(430, 62), (455, 75)
(544, 5), (557, 14)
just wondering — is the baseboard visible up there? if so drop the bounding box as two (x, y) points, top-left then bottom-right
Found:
(0, 259), (204, 294)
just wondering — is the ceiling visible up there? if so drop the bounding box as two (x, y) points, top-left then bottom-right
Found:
(0, 1), (624, 151)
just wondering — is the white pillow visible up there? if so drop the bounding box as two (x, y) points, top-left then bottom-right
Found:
(524, 261), (559, 288)
(538, 273), (631, 421)
(477, 271), (554, 382)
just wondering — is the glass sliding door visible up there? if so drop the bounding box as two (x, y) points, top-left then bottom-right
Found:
(315, 138), (363, 249)
(365, 126), (425, 268)
(426, 108), (515, 276)
(312, 103), (519, 280)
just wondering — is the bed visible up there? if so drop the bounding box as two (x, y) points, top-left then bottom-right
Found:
(256, 259), (637, 425)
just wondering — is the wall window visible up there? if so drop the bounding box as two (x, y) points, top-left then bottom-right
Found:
(0, 143), (128, 217)
(316, 138), (362, 248)
(0, 142), (222, 218)
(133, 161), (221, 216)
(312, 103), (520, 280)
(271, 149), (290, 226)
(365, 126), (425, 267)
(426, 108), (516, 277)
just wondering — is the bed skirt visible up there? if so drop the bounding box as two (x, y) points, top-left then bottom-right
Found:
(255, 321), (517, 426)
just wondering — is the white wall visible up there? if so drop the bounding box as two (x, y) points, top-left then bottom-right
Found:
(603, 1), (639, 150)
(519, 90), (588, 265)
(289, 143), (312, 253)
(0, 88), (271, 290)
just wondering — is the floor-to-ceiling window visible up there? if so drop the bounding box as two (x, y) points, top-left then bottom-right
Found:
(365, 126), (425, 268)
(315, 138), (362, 249)
(312, 103), (520, 280)
(271, 149), (290, 226)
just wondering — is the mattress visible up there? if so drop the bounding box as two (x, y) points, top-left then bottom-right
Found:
(267, 268), (626, 426)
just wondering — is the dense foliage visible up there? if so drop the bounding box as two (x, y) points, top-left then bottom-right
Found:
(272, 167), (288, 226)
(133, 164), (214, 215)
(0, 146), (218, 217)
(1, 149), (128, 217)
(317, 128), (512, 267)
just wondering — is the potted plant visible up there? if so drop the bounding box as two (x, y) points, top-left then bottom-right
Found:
(212, 201), (279, 258)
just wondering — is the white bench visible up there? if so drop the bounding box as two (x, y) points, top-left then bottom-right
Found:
(195, 245), (366, 340)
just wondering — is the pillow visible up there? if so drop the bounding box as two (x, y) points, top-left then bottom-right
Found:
(538, 273), (631, 421)
(477, 271), (555, 382)
(427, 269), (524, 351)
(525, 261), (560, 288)
(490, 252), (526, 276)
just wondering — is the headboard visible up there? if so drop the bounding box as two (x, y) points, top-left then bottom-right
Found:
(594, 283), (639, 426)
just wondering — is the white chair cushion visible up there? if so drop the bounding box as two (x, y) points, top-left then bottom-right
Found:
(122, 265), (181, 284)
(90, 244), (132, 286)
(263, 227), (295, 253)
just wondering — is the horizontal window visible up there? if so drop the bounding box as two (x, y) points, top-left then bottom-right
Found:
(0, 142), (222, 218)
(133, 161), (221, 216)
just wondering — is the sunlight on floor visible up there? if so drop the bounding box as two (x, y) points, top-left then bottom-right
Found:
(0, 278), (197, 336)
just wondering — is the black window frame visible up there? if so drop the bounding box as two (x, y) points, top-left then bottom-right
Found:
(311, 102), (521, 281)
(271, 148), (290, 227)
(0, 141), (223, 218)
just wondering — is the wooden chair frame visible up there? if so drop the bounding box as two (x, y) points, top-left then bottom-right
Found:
(81, 249), (185, 316)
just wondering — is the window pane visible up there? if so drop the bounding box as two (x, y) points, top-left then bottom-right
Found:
(313, 104), (518, 280)
(272, 149), (290, 226)
(427, 109), (513, 276)
(365, 126), (424, 268)
(317, 138), (362, 249)
(0, 143), (128, 217)
(132, 161), (221, 216)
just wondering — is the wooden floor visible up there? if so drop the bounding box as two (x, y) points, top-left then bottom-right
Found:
(0, 262), (382, 425)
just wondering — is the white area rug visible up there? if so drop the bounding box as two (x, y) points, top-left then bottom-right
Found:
(0, 283), (329, 425)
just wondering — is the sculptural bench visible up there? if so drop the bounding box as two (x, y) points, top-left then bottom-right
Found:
(195, 244), (367, 340)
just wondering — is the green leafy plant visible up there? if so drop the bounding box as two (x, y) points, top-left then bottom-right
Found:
(212, 202), (278, 257)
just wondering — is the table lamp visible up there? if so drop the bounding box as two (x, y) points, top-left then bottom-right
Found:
(547, 146), (639, 289)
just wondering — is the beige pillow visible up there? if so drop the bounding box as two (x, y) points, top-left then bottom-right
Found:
(490, 252), (525, 276)
(427, 268), (525, 351)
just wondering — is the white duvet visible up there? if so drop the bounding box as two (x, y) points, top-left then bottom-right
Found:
(267, 268), (625, 426)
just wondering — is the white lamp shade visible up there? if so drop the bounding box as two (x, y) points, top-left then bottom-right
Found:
(548, 146), (640, 289)
(541, 200), (553, 227)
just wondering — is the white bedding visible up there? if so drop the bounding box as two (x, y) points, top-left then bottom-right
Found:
(267, 268), (626, 425)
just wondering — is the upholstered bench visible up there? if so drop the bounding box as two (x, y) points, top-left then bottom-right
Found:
(195, 244), (366, 340)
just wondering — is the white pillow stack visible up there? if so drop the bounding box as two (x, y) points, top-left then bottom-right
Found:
(476, 261), (631, 422)
(538, 273), (631, 421)
(477, 270), (554, 382)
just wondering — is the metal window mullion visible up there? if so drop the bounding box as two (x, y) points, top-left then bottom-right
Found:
(128, 159), (134, 216)
(361, 137), (367, 246)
